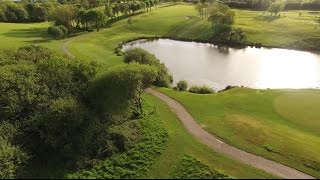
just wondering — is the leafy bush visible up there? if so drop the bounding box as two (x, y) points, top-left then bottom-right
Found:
(177, 80), (188, 91)
(189, 85), (214, 94)
(124, 48), (173, 87)
(58, 25), (68, 37)
(0, 137), (28, 179)
(87, 63), (157, 117)
(171, 155), (229, 179)
(47, 26), (64, 39)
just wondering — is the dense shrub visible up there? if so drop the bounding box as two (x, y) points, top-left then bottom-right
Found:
(58, 25), (68, 37)
(47, 26), (64, 39)
(177, 80), (188, 91)
(189, 85), (214, 94)
(124, 48), (173, 87)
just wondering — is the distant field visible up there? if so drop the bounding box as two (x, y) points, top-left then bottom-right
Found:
(0, 22), (48, 48)
(235, 10), (320, 46)
(157, 87), (320, 178)
(0, 22), (68, 53)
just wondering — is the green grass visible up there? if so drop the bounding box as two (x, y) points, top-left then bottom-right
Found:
(142, 93), (275, 179)
(156, 87), (320, 178)
(234, 10), (320, 46)
(171, 155), (229, 179)
(0, 22), (50, 49)
(0, 22), (71, 54)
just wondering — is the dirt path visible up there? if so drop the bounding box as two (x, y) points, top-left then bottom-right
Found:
(145, 88), (315, 179)
(61, 36), (315, 179)
(61, 39), (75, 58)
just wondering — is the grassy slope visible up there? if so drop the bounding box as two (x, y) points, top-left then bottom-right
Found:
(235, 10), (320, 46)
(156, 87), (320, 178)
(142, 93), (275, 178)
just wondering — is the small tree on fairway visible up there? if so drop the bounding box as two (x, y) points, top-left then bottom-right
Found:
(268, 2), (284, 16)
(47, 26), (64, 39)
(177, 80), (188, 91)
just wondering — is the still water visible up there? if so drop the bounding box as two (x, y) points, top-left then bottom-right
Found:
(122, 39), (320, 90)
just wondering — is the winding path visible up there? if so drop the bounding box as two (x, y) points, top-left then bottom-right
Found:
(145, 88), (315, 179)
(61, 39), (75, 58)
(61, 39), (315, 179)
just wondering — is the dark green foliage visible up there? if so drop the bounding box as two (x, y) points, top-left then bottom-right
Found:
(47, 26), (64, 39)
(47, 25), (68, 38)
(66, 103), (169, 179)
(0, 1), (49, 23)
(177, 80), (188, 91)
(171, 155), (229, 179)
(58, 25), (69, 37)
(25, 3), (48, 22)
(124, 48), (173, 87)
(87, 63), (157, 117)
(80, 9), (106, 31)
(104, 3), (113, 18)
(189, 85), (215, 94)
(0, 46), (156, 178)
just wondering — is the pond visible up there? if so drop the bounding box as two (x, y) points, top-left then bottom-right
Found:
(122, 39), (320, 90)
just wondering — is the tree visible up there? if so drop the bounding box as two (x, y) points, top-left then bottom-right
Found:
(25, 3), (47, 22)
(82, 10), (106, 31)
(87, 63), (157, 117)
(104, 3), (114, 18)
(120, 3), (129, 15)
(268, 2), (285, 16)
(124, 48), (173, 87)
(3, 2), (29, 22)
(177, 80), (188, 91)
(50, 5), (77, 30)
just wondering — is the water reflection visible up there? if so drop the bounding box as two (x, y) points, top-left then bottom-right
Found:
(122, 39), (320, 90)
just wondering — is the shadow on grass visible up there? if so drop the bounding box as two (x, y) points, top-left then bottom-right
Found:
(253, 15), (280, 23)
(2, 27), (54, 44)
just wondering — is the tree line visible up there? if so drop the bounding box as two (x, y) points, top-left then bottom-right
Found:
(0, 45), (172, 178)
(224, 0), (320, 11)
(47, 0), (159, 38)
(0, 1), (58, 23)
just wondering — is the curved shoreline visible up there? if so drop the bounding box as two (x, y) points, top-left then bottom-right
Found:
(117, 36), (320, 55)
